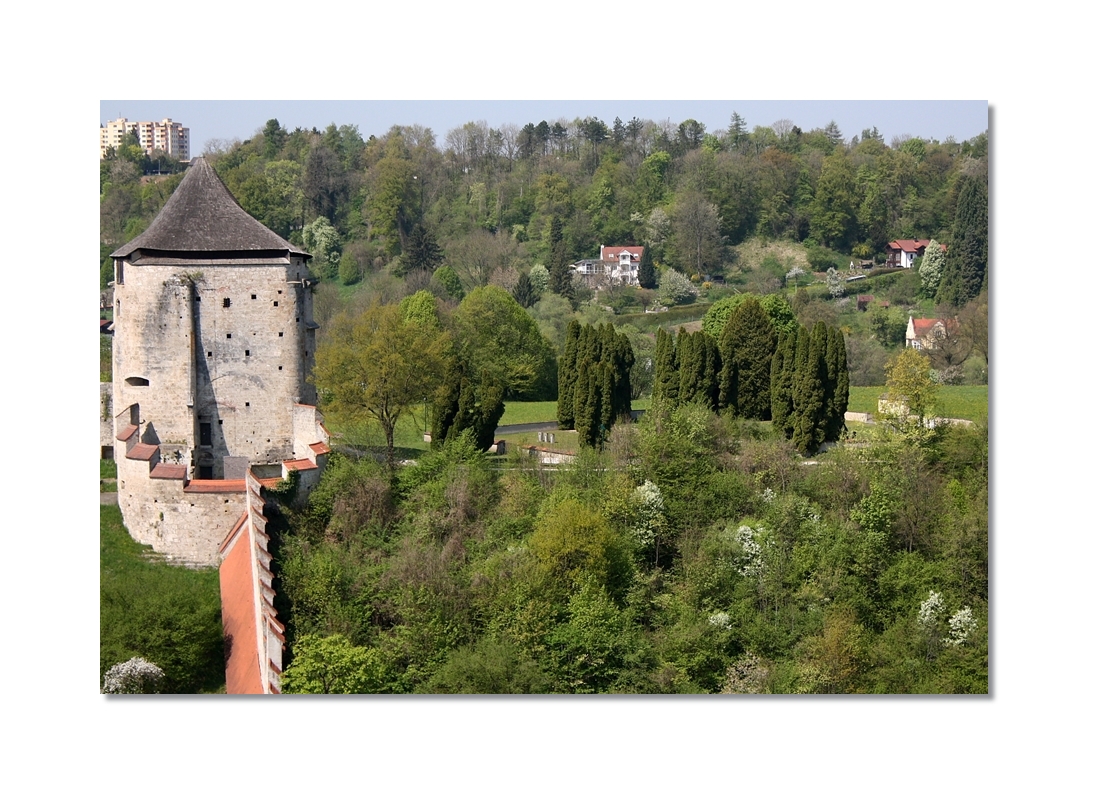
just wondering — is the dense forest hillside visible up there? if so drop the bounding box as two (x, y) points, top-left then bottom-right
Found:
(101, 112), (988, 305)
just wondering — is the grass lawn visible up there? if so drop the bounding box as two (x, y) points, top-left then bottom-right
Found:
(101, 505), (225, 693)
(501, 398), (651, 426)
(501, 428), (580, 453)
(101, 458), (118, 492)
(847, 385), (988, 422)
(499, 400), (559, 425)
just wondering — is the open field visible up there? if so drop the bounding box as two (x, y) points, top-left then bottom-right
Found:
(847, 385), (988, 422)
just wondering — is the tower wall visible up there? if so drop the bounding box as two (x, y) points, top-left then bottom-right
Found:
(191, 256), (315, 476)
(112, 267), (196, 449)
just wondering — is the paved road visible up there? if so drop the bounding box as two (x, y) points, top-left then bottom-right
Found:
(495, 410), (646, 438)
(494, 421), (559, 436)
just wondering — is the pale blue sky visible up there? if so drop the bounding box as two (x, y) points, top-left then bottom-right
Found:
(99, 100), (988, 157)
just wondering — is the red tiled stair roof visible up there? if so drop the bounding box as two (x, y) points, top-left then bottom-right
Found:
(127, 443), (158, 461)
(149, 464), (187, 480)
(116, 424), (138, 441)
(284, 458), (318, 472)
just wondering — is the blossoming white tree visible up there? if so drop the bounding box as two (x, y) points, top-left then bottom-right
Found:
(102, 657), (165, 694)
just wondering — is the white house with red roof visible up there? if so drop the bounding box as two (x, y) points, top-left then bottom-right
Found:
(571, 245), (645, 286)
(906, 316), (958, 350)
(886, 239), (935, 269)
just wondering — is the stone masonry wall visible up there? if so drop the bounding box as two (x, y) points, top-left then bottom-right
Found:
(116, 474), (245, 567)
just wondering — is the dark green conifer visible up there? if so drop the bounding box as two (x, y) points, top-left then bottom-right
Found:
(823, 326), (849, 442)
(936, 172), (988, 307)
(770, 331), (796, 437)
(637, 245), (656, 289)
(548, 216), (573, 298)
(792, 322), (828, 455)
(677, 328), (701, 405)
(557, 320), (581, 428)
(653, 328), (679, 405)
(512, 272), (538, 308)
(721, 297), (778, 420)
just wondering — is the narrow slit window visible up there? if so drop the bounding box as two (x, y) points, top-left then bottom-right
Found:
(223, 298), (231, 308)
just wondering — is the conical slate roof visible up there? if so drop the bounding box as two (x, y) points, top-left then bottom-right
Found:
(111, 157), (310, 259)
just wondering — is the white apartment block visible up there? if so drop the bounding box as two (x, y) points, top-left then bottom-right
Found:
(100, 117), (190, 161)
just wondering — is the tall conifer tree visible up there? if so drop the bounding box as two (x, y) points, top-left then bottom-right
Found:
(557, 320), (581, 428)
(637, 245), (656, 289)
(770, 331), (796, 437)
(721, 297), (778, 420)
(653, 328), (679, 405)
(792, 322), (828, 454)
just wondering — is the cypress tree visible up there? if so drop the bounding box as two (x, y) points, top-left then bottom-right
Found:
(770, 331), (796, 437)
(613, 330), (635, 420)
(573, 324), (604, 436)
(557, 320), (581, 428)
(512, 272), (538, 308)
(677, 328), (701, 405)
(823, 326), (849, 442)
(431, 359), (464, 448)
(718, 322), (738, 414)
(574, 357), (593, 445)
(937, 172), (988, 307)
(792, 322), (828, 455)
(653, 328), (679, 405)
(722, 297), (778, 420)
(700, 331), (721, 410)
(833, 328), (849, 438)
(599, 360), (615, 433)
(637, 245), (656, 289)
(548, 216), (573, 298)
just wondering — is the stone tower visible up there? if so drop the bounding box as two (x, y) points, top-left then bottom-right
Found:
(109, 157), (329, 565)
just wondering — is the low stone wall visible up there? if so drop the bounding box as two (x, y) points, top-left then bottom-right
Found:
(117, 475), (245, 567)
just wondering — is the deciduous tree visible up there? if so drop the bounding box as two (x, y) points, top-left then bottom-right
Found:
(312, 303), (450, 470)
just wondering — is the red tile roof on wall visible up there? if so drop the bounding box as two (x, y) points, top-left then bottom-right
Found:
(149, 464), (187, 480)
(126, 443), (158, 461)
(184, 478), (247, 493)
(219, 513), (264, 695)
(284, 458), (318, 472)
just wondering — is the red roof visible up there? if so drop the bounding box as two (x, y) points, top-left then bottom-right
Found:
(219, 512), (265, 695)
(184, 478), (247, 493)
(149, 463), (187, 480)
(887, 239), (931, 253)
(600, 245), (644, 263)
(284, 458), (318, 472)
(126, 443), (158, 461)
(309, 441), (331, 455)
(911, 317), (958, 338)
